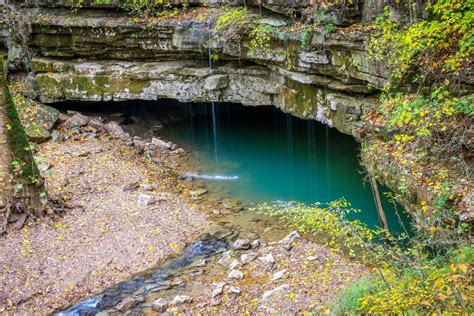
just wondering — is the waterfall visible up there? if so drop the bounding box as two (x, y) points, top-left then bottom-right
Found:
(286, 114), (295, 195)
(211, 102), (218, 163)
(325, 124), (329, 200)
(307, 120), (315, 194)
(208, 46), (218, 164)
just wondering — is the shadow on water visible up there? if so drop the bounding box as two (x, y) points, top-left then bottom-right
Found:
(56, 235), (227, 315)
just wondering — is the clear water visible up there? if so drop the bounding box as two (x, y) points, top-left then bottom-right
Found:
(163, 103), (410, 233)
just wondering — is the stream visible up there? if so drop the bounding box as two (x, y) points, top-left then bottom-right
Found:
(54, 100), (410, 315)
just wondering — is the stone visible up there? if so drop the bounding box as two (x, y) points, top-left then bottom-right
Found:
(211, 282), (226, 298)
(204, 74), (229, 91)
(232, 238), (250, 250)
(105, 121), (128, 139)
(218, 250), (233, 267)
(229, 259), (241, 270)
(190, 189), (208, 198)
(51, 130), (61, 142)
(251, 239), (261, 249)
(241, 253), (258, 264)
(210, 296), (222, 306)
(151, 298), (168, 313)
(222, 198), (239, 209)
(123, 182), (139, 192)
(278, 230), (301, 250)
(151, 137), (173, 150)
(137, 193), (163, 206)
(68, 113), (89, 127)
(76, 150), (90, 157)
(186, 268), (204, 276)
(228, 269), (244, 280)
(256, 17), (287, 27)
(15, 96), (60, 143)
(115, 297), (137, 311)
(140, 183), (153, 191)
(272, 269), (287, 280)
(170, 148), (186, 155)
(190, 259), (206, 268)
(212, 209), (221, 215)
(261, 284), (290, 302)
(307, 255), (317, 261)
(229, 286), (241, 295)
(171, 295), (193, 306)
(258, 253), (275, 266)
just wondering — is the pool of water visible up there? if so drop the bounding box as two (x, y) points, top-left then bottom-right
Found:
(162, 102), (409, 233)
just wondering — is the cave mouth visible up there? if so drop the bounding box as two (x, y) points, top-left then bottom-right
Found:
(52, 99), (410, 233)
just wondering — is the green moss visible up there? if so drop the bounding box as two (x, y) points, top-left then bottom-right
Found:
(4, 88), (42, 185)
(282, 79), (318, 117)
(34, 75), (62, 99)
(33, 34), (73, 48)
(128, 80), (151, 94)
(31, 59), (55, 73)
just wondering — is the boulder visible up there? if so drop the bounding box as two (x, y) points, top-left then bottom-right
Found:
(171, 295), (193, 306)
(232, 238), (250, 250)
(228, 269), (244, 280)
(15, 95), (60, 142)
(258, 253), (275, 266)
(151, 137), (173, 150)
(278, 230), (301, 250)
(151, 298), (168, 313)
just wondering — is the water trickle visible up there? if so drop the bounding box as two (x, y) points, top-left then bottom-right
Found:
(211, 102), (218, 164)
(208, 47), (219, 164)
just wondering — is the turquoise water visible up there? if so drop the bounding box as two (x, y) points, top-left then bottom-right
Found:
(163, 103), (410, 233)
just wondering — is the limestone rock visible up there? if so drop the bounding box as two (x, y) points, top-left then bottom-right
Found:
(232, 238), (250, 250)
(241, 253), (258, 264)
(151, 298), (168, 313)
(229, 259), (241, 270)
(105, 121), (128, 139)
(258, 253), (275, 266)
(261, 284), (289, 302)
(272, 269), (287, 280)
(211, 282), (226, 298)
(228, 269), (244, 280)
(15, 95), (59, 143)
(171, 295), (193, 306)
(278, 230), (301, 250)
(204, 74), (228, 90)
(151, 137), (173, 150)
(115, 297), (137, 311)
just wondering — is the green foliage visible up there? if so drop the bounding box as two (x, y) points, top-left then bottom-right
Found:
(370, 0), (474, 85)
(254, 199), (473, 314)
(248, 24), (273, 55)
(300, 28), (311, 49)
(214, 7), (249, 33)
(4, 88), (42, 185)
(383, 90), (473, 166)
(323, 21), (335, 37)
(331, 276), (385, 315)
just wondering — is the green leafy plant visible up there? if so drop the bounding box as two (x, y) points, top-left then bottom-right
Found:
(248, 24), (273, 55)
(369, 0), (474, 87)
(254, 199), (473, 314)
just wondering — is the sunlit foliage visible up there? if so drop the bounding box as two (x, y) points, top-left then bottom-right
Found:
(370, 0), (474, 86)
(254, 199), (473, 314)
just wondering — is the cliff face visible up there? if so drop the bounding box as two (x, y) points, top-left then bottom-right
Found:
(0, 0), (412, 136)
